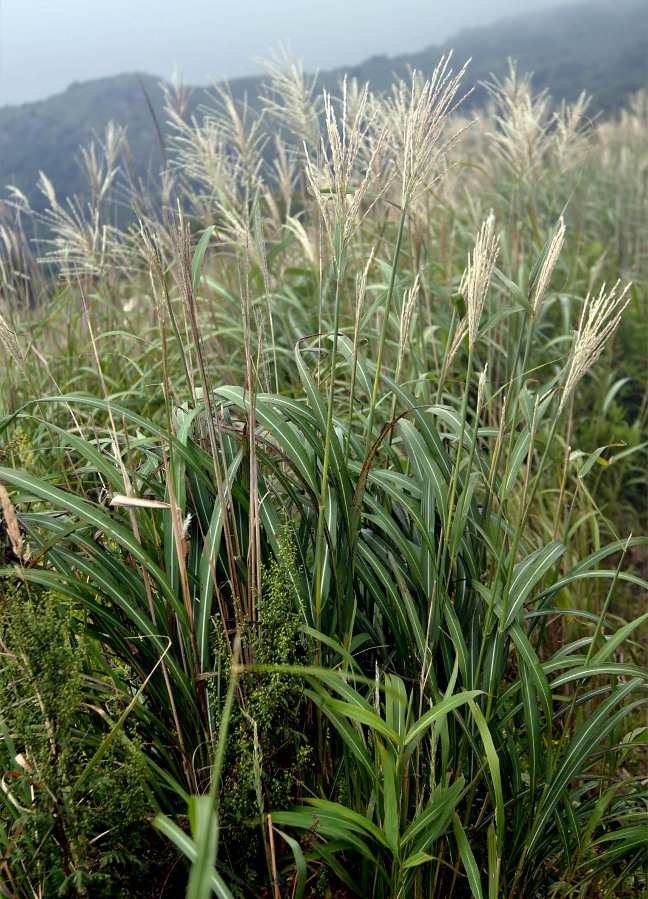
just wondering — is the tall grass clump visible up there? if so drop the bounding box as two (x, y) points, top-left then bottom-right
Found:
(0, 52), (646, 898)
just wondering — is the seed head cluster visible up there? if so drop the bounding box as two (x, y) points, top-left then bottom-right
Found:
(462, 213), (500, 347)
(305, 78), (388, 263)
(532, 216), (565, 315)
(559, 280), (632, 413)
(385, 55), (472, 210)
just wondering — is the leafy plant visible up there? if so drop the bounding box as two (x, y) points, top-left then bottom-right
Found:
(0, 588), (152, 898)
(0, 53), (645, 899)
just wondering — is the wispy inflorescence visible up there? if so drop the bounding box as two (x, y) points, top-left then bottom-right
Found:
(34, 123), (132, 278)
(396, 272), (421, 382)
(552, 92), (592, 171)
(0, 312), (25, 373)
(260, 47), (322, 150)
(461, 213), (500, 347)
(559, 280), (632, 413)
(477, 363), (489, 416)
(305, 78), (388, 262)
(533, 216), (566, 315)
(385, 56), (472, 210)
(485, 62), (552, 182)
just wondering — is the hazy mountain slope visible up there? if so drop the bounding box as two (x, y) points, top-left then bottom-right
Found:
(336, 0), (646, 110)
(1, 0), (644, 216)
(0, 74), (175, 208)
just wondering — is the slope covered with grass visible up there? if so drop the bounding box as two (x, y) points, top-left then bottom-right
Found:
(1, 0), (645, 217)
(0, 51), (647, 898)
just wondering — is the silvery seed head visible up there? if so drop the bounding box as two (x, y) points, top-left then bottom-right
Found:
(260, 46), (322, 149)
(477, 363), (488, 416)
(385, 56), (472, 211)
(461, 213), (500, 347)
(559, 280), (632, 413)
(0, 312), (25, 374)
(533, 216), (565, 315)
(305, 78), (388, 264)
(396, 273), (421, 382)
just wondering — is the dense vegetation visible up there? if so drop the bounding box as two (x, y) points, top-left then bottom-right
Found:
(0, 51), (647, 898)
(1, 0), (646, 217)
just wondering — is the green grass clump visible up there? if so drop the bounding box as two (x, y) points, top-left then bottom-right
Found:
(0, 54), (646, 898)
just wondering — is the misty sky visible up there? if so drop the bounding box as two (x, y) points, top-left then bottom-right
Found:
(1, 0), (581, 107)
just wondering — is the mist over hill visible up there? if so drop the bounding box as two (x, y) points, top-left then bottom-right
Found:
(1, 0), (645, 217)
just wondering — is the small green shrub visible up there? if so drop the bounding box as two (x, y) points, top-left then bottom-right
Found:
(0, 588), (152, 898)
(208, 531), (313, 891)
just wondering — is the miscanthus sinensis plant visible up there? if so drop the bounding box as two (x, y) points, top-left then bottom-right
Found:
(0, 53), (646, 899)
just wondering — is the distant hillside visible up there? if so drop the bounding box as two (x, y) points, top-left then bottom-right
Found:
(1, 0), (645, 217)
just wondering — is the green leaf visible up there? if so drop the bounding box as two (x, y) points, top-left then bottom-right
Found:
(502, 540), (566, 630)
(494, 268), (533, 313)
(272, 827), (307, 899)
(326, 698), (402, 746)
(401, 777), (465, 852)
(0, 466), (185, 621)
(468, 699), (504, 848)
(528, 679), (644, 855)
(453, 813), (484, 899)
(154, 813), (234, 899)
(589, 612), (648, 666)
(376, 740), (400, 855)
(187, 795), (220, 899)
(306, 798), (388, 848)
(192, 226), (217, 294)
(487, 822), (500, 899)
(450, 292), (467, 318)
(405, 691), (482, 745)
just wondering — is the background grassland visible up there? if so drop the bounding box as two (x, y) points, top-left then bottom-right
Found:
(1, 0), (646, 219)
(0, 48), (647, 899)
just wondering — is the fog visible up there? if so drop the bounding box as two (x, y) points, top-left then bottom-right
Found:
(1, 0), (584, 106)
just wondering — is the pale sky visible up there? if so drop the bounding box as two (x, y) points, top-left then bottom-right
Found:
(1, 0), (580, 106)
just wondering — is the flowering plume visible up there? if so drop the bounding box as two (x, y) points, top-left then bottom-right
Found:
(559, 280), (632, 413)
(532, 216), (565, 315)
(305, 78), (388, 263)
(477, 363), (489, 416)
(396, 272), (421, 383)
(0, 312), (25, 374)
(485, 62), (552, 181)
(553, 92), (592, 172)
(461, 214), (500, 347)
(385, 56), (471, 210)
(260, 47), (322, 149)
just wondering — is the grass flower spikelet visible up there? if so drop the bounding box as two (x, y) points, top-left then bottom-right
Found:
(559, 279), (632, 413)
(462, 213), (500, 347)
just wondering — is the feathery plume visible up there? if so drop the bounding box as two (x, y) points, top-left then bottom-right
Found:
(355, 247), (375, 333)
(477, 363), (489, 417)
(0, 312), (26, 374)
(396, 273), (420, 383)
(445, 317), (468, 372)
(260, 47), (322, 149)
(461, 214), (500, 347)
(553, 92), (592, 171)
(284, 215), (317, 267)
(532, 216), (565, 315)
(305, 78), (388, 262)
(0, 484), (23, 560)
(559, 281), (632, 413)
(385, 56), (472, 210)
(485, 61), (552, 181)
